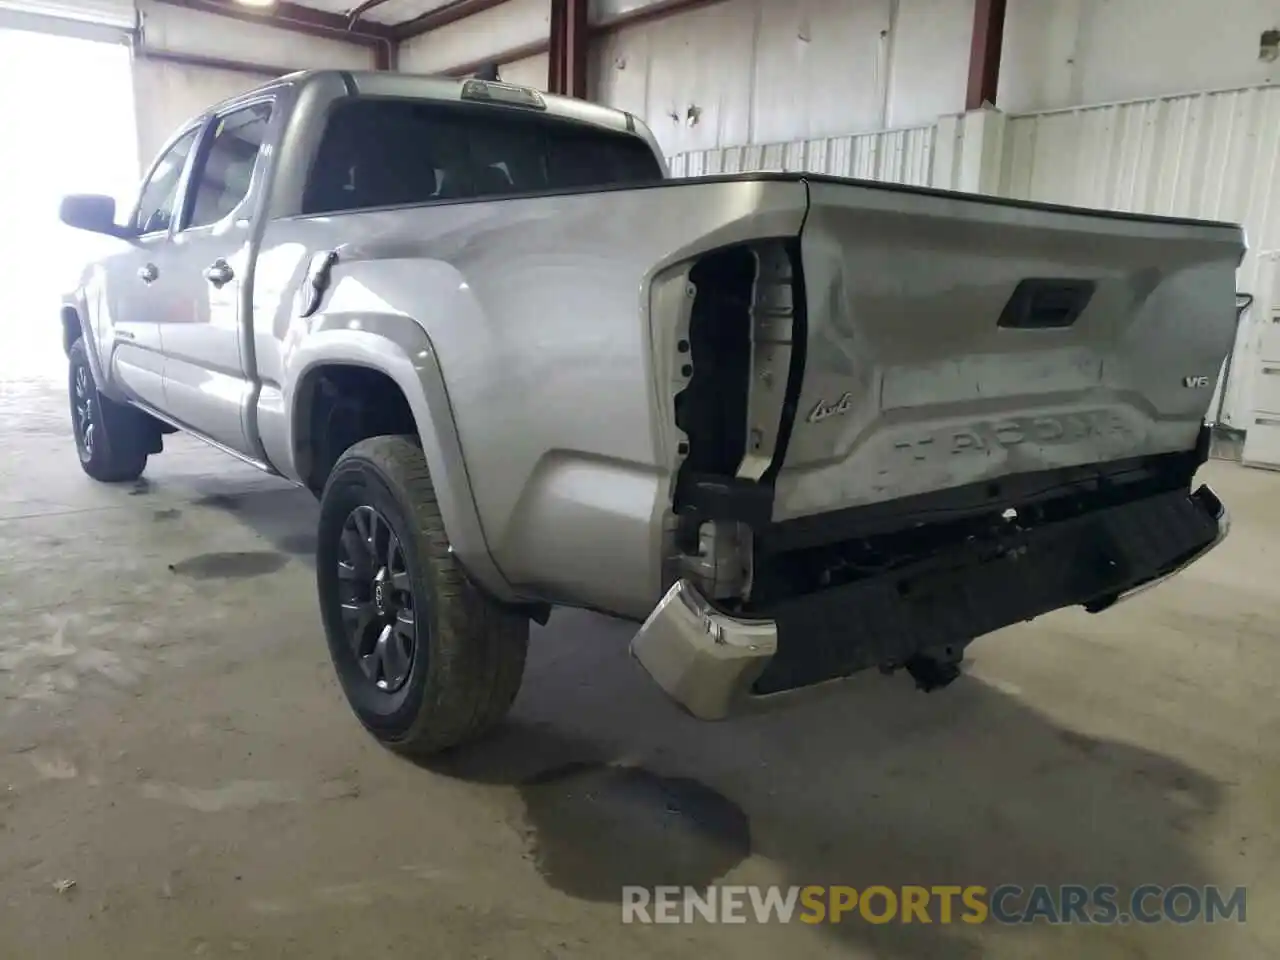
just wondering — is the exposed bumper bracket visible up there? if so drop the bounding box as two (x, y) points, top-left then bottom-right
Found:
(632, 485), (1229, 720)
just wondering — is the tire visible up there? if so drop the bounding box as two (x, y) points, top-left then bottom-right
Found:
(316, 435), (529, 757)
(68, 338), (149, 483)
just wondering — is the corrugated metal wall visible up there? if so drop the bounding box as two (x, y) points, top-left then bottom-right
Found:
(1000, 84), (1280, 429)
(666, 124), (937, 186)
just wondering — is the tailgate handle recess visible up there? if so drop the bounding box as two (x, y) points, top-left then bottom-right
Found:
(998, 279), (1095, 330)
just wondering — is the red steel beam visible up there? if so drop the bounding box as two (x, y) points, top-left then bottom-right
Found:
(548, 0), (564, 93)
(565, 0), (588, 98)
(548, 0), (622, 96)
(965, 0), (1007, 110)
(135, 47), (294, 78)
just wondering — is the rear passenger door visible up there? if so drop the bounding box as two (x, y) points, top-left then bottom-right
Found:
(155, 97), (275, 455)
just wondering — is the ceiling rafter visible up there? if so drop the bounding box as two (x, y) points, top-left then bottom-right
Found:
(151, 0), (397, 45)
(147, 0), (736, 75)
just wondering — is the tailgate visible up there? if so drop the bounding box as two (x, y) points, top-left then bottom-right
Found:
(772, 179), (1246, 522)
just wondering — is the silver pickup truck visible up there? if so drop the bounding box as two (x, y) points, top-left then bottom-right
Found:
(60, 70), (1242, 755)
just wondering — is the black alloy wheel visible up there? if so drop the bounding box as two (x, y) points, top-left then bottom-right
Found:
(71, 362), (97, 463)
(316, 436), (529, 756)
(336, 504), (420, 694)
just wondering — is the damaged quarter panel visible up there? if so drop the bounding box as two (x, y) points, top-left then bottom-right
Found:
(258, 179), (806, 618)
(423, 180), (805, 620)
(250, 219), (514, 602)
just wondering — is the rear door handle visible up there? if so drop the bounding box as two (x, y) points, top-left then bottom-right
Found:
(137, 263), (158, 284)
(203, 260), (234, 288)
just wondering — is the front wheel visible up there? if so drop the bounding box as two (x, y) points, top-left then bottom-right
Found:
(316, 436), (529, 757)
(68, 338), (149, 483)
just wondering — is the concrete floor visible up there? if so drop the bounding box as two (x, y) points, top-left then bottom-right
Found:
(0, 364), (1277, 960)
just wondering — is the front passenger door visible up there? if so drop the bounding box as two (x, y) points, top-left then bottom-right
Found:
(98, 125), (200, 408)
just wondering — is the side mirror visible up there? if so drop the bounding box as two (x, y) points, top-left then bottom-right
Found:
(59, 194), (132, 239)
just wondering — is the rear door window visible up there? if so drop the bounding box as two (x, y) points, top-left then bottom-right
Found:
(184, 101), (273, 229)
(302, 97), (662, 215)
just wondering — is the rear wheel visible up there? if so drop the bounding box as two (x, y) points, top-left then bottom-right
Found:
(68, 338), (149, 483)
(316, 435), (529, 756)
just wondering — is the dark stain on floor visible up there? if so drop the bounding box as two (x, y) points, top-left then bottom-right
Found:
(152, 508), (181, 522)
(517, 762), (751, 902)
(168, 551), (288, 579)
(195, 493), (243, 511)
(1057, 729), (1100, 756)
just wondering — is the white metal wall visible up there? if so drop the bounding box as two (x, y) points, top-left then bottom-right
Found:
(1000, 0), (1280, 114)
(1242, 251), (1280, 466)
(593, 0), (974, 159)
(398, 0), (549, 73)
(137, 1), (372, 72)
(999, 84), (1280, 430)
(589, 0), (1280, 160)
(130, 58), (273, 170)
(499, 50), (549, 89)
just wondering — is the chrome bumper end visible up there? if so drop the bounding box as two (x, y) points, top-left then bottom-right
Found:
(629, 580), (777, 721)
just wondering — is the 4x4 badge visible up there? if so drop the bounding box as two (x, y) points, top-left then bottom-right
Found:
(807, 392), (855, 424)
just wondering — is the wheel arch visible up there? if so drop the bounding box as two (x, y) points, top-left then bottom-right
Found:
(60, 300), (111, 393)
(282, 315), (517, 604)
(61, 304), (82, 355)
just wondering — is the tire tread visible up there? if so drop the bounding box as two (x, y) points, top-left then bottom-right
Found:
(324, 436), (527, 756)
(68, 338), (149, 483)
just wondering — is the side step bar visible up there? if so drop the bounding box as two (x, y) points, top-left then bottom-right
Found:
(631, 485), (1229, 721)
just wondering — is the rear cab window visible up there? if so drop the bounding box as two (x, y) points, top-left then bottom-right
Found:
(301, 96), (663, 215)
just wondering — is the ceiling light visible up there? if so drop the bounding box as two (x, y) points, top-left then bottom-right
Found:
(234, 0), (278, 7)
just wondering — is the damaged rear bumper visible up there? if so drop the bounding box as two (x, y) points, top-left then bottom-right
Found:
(631, 484), (1229, 720)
